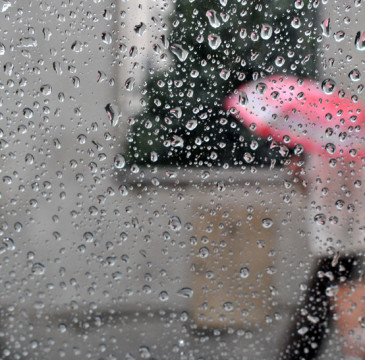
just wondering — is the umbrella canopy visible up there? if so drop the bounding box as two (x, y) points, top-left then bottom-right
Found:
(223, 74), (365, 160)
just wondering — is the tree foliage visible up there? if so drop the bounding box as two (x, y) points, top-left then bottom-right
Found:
(127, 0), (317, 168)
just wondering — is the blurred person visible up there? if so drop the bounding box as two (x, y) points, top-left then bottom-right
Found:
(223, 74), (365, 359)
(280, 153), (365, 360)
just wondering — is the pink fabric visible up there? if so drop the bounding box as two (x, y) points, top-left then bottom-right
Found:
(223, 74), (365, 160)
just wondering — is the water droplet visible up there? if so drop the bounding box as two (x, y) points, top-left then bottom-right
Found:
(4, 62), (13, 76)
(294, 0), (304, 9)
(355, 31), (365, 51)
(53, 138), (61, 149)
(349, 68), (361, 82)
(71, 40), (83, 52)
(77, 134), (87, 144)
(250, 31), (259, 42)
(262, 218), (273, 229)
(105, 103), (122, 126)
(150, 151), (158, 162)
(239, 91), (249, 106)
(256, 82), (267, 94)
(206, 10), (221, 28)
(112, 271), (122, 280)
(240, 28), (247, 39)
(40, 84), (52, 96)
(207, 34), (221, 50)
(336, 199), (345, 210)
(321, 18), (330, 37)
(223, 302), (234, 312)
(186, 119), (197, 131)
(53, 61), (62, 75)
(291, 17), (301, 29)
(293, 144), (304, 155)
(217, 180), (226, 191)
(244, 152), (254, 163)
(32, 263), (46, 275)
(114, 153), (126, 169)
(275, 56), (285, 67)
(0, 1), (11, 12)
(159, 291), (169, 302)
(198, 246), (210, 258)
(170, 44), (189, 61)
(14, 222), (22, 232)
(83, 232), (94, 243)
(23, 108), (33, 119)
(170, 107), (182, 118)
(240, 267), (250, 278)
(322, 78), (336, 95)
(43, 27), (52, 41)
(0, 43), (5, 55)
(119, 185), (128, 196)
(325, 284), (338, 297)
(101, 32), (112, 44)
(307, 315), (320, 324)
(334, 30), (345, 42)
(314, 213), (326, 225)
(298, 327), (308, 335)
(125, 77), (135, 91)
(177, 287), (194, 299)
(25, 153), (34, 164)
(250, 140), (259, 150)
(134, 22), (146, 36)
(359, 317), (365, 328)
(270, 91), (280, 100)
(71, 76), (80, 88)
(325, 143), (336, 154)
(260, 24), (272, 40)
(2, 237), (15, 250)
(19, 37), (37, 48)
(168, 216), (182, 232)
(172, 135), (184, 148)
(219, 68), (231, 80)
(129, 46), (138, 57)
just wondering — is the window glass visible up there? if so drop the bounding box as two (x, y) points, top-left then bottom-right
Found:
(0, 1), (364, 359)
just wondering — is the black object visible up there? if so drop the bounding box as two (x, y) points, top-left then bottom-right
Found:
(280, 256), (361, 359)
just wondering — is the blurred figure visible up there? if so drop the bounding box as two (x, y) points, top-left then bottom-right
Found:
(223, 74), (365, 359)
(281, 154), (365, 359)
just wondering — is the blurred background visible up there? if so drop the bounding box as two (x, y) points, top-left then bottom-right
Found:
(0, 0), (363, 359)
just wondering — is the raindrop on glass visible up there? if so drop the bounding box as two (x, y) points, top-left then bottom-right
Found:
(256, 82), (267, 94)
(168, 216), (182, 232)
(0, 1), (11, 12)
(125, 77), (135, 91)
(71, 40), (83, 52)
(322, 79), (336, 95)
(177, 287), (194, 299)
(198, 246), (210, 258)
(134, 22), (146, 36)
(186, 119), (198, 131)
(206, 10), (220, 28)
(240, 267), (250, 278)
(170, 44), (189, 61)
(207, 34), (222, 50)
(349, 69), (361, 82)
(314, 213), (326, 225)
(355, 31), (365, 51)
(114, 153), (126, 169)
(262, 218), (273, 229)
(105, 103), (122, 126)
(321, 18), (330, 37)
(260, 24), (272, 40)
(32, 263), (46, 275)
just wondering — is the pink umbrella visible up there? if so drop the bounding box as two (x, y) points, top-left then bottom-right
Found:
(223, 74), (365, 160)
